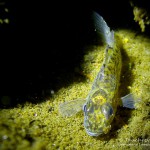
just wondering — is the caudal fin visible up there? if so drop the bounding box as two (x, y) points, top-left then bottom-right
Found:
(92, 12), (114, 48)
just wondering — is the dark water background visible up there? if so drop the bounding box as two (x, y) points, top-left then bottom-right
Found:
(0, 1), (150, 107)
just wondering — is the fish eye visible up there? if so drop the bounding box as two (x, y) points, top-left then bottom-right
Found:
(102, 103), (113, 119)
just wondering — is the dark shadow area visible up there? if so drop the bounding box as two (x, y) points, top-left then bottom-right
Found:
(0, 1), (150, 108)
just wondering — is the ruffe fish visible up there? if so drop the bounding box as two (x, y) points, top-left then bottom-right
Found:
(59, 12), (140, 136)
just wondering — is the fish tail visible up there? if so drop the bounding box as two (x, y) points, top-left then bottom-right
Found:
(92, 11), (114, 48)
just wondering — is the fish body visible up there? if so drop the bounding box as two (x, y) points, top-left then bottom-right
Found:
(59, 12), (140, 136)
(83, 12), (122, 136)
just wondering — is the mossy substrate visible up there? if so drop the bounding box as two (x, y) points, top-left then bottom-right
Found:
(0, 29), (150, 150)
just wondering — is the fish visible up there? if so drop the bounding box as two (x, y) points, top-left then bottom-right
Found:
(59, 12), (140, 136)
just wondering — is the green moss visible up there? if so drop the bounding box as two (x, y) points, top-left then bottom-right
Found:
(0, 29), (150, 150)
(130, 2), (150, 32)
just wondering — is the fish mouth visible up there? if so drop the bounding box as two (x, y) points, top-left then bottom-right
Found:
(85, 128), (103, 136)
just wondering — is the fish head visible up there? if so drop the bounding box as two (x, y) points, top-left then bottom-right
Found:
(83, 89), (114, 136)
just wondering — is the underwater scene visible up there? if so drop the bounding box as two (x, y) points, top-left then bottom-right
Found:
(0, 1), (150, 150)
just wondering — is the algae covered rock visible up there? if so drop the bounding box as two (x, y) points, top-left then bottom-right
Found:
(130, 0), (150, 32)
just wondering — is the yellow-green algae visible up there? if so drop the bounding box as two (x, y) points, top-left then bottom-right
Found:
(0, 29), (150, 150)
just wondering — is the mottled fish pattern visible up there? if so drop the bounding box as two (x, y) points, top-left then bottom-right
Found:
(59, 12), (140, 137)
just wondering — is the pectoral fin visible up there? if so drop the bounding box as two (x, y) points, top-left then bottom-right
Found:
(121, 93), (141, 109)
(59, 99), (86, 117)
